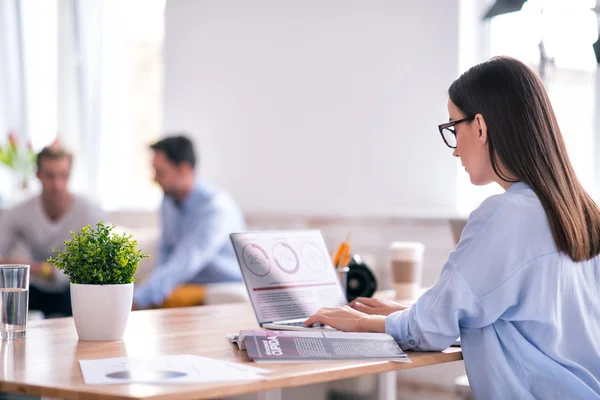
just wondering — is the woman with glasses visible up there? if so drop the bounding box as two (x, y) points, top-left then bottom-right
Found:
(306, 56), (600, 399)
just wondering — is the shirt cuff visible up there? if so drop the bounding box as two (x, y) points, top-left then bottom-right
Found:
(385, 308), (420, 351)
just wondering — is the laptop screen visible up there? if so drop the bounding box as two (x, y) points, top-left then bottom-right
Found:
(230, 230), (348, 324)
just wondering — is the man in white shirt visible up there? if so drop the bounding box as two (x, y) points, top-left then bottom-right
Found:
(0, 146), (106, 317)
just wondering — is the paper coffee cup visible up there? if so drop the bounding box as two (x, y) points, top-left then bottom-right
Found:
(389, 241), (424, 262)
(389, 242), (424, 300)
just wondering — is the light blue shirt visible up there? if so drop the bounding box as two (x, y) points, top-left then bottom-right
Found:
(134, 182), (245, 308)
(386, 182), (600, 399)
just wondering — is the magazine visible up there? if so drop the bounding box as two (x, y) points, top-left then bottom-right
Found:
(230, 330), (410, 363)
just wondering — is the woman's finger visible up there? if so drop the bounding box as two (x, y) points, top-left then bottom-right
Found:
(352, 302), (382, 315)
(305, 314), (330, 327)
(352, 297), (380, 306)
(304, 315), (319, 326)
(305, 310), (329, 326)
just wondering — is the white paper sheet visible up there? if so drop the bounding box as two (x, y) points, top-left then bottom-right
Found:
(79, 354), (270, 385)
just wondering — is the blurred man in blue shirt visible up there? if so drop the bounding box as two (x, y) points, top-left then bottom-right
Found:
(133, 135), (245, 309)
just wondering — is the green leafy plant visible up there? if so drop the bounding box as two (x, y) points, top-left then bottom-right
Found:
(48, 222), (150, 285)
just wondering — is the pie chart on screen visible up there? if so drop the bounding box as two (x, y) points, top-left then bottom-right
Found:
(272, 242), (300, 274)
(242, 243), (271, 276)
(301, 241), (328, 272)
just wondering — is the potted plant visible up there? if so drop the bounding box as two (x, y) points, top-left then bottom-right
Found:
(48, 222), (149, 341)
(0, 131), (37, 197)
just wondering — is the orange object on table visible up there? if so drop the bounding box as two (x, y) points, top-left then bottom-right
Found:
(332, 232), (352, 268)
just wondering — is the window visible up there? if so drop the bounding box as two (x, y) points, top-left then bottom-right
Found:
(0, 0), (58, 197)
(456, 0), (598, 215)
(94, 0), (165, 210)
(1, 0), (165, 210)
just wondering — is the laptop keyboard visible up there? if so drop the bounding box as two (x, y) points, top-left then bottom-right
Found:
(278, 321), (323, 328)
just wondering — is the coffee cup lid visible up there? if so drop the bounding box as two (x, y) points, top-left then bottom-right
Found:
(389, 241), (424, 261)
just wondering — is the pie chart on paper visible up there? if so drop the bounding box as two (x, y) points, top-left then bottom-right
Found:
(242, 243), (271, 276)
(106, 370), (187, 381)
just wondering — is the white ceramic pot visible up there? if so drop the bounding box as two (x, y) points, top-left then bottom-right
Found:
(70, 283), (133, 341)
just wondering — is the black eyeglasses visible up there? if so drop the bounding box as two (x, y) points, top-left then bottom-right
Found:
(438, 116), (475, 149)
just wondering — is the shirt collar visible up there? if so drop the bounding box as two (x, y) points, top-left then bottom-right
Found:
(506, 181), (529, 193)
(174, 182), (204, 212)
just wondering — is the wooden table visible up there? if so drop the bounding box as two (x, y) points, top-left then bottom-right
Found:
(0, 303), (462, 400)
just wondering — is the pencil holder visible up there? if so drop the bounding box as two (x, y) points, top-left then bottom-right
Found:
(336, 266), (350, 297)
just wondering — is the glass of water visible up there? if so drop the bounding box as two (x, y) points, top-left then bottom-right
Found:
(0, 264), (29, 339)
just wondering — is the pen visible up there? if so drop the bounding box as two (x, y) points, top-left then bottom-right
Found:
(333, 232), (352, 269)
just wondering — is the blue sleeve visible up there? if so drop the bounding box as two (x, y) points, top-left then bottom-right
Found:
(385, 193), (540, 351)
(133, 196), (236, 308)
(158, 202), (169, 265)
(385, 260), (487, 351)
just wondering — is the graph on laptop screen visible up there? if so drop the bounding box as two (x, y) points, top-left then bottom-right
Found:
(230, 230), (347, 324)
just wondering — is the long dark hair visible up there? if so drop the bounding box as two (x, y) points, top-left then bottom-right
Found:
(448, 56), (600, 262)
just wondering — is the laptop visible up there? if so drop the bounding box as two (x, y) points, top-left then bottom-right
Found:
(230, 230), (347, 331)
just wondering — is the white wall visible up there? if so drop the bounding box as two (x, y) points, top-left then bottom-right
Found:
(164, 0), (461, 217)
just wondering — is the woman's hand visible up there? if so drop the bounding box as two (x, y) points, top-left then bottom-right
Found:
(304, 305), (386, 332)
(349, 297), (410, 316)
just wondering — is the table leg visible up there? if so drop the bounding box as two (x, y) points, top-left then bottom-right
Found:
(378, 371), (397, 400)
(256, 388), (282, 400)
